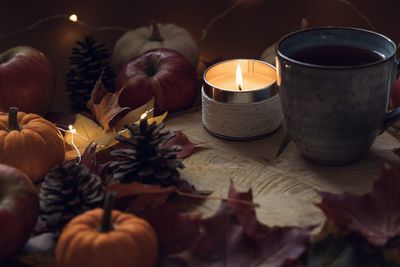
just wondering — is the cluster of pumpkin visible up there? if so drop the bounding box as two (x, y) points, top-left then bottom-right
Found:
(0, 107), (159, 266)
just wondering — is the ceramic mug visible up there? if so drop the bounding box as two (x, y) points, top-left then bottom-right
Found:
(276, 27), (399, 165)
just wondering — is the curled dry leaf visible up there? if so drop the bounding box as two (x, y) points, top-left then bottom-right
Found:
(163, 131), (207, 158)
(317, 164), (400, 247)
(87, 76), (131, 131)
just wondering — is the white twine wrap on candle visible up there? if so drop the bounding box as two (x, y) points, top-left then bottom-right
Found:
(202, 87), (283, 140)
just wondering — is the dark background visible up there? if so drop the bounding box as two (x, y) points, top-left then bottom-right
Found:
(0, 0), (399, 112)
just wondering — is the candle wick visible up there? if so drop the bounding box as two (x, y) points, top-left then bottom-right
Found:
(238, 85), (242, 91)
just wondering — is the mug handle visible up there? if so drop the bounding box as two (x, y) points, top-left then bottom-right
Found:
(381, 59), (400, 132)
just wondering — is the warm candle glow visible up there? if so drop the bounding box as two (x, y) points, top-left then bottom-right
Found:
(69, 14), (78, 22)
(236, 64), (244, 90)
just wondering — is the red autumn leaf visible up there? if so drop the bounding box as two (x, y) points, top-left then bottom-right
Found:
(192, 182), (310, 267)
(163, 131), (206, 158)
(144, 204), (202, 255)
(317, 164), (400, 247)
(87, 77), (131, 130)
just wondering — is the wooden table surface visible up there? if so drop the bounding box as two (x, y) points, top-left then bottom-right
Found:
(2, 1), (400, 265)
(13, 109), (400, 267)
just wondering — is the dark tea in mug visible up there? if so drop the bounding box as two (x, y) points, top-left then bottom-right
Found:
(276, 27), (399, 165)
(290, 45), (385, 66)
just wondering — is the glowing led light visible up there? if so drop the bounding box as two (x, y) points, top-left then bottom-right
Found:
(140, 112), (148, 120)
(69, 14), (78, 22)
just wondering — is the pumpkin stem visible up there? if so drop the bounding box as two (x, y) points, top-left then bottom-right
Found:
(100, 192), (116, 232)
(149, 21), (163, 42)
(7, 107), (21, 131)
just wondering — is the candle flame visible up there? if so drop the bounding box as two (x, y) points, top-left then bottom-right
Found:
(236, 64), (243, 90)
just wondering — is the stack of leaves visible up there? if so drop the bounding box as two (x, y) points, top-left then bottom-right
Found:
(302, 164), (400, 266)
(66, 36), (115, 112)
(64, 77), (166, 160)
(144, 182), (311, 267)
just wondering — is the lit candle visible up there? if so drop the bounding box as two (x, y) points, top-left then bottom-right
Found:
(203, 59), (277, 103)
(201, 59), (282, 140)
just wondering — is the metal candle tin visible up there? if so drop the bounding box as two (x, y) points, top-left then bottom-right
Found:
(202, 59), (283, 140)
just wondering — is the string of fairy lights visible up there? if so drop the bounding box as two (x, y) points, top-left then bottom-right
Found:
(0, 0), (375, 42)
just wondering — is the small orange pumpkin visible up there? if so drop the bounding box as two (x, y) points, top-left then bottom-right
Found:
(0, 107), (65, 183)
(56, 194), (158, 267)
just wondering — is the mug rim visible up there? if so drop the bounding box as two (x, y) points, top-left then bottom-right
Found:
(276, 27), (397, 70)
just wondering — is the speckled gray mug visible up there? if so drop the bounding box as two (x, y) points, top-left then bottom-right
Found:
(277, 27), (400, 165)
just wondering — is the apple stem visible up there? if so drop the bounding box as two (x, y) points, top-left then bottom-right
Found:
(8, 107), (21, 132)
(149, 21), (163, 42)
(100, 192), (115, 233)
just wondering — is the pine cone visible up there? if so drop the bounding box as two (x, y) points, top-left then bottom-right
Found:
(39, 161), (105, 232)
(109, 120), (184, 186)
(66, 36), (115, 112)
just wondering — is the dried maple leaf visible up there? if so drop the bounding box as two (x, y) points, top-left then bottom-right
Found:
(144, 204), (202, 255)
(163, 131), (206, 158)
(193, 182), (310, 267)
(317, 164), (400, 247)
(64, 114), (117, 160)
(64, 102), (166, 160)
(87, 77), (131, 131)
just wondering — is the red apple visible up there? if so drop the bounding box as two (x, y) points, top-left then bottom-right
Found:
(0, 46), (54, 116)
(116, 48), (198, 114)
(0, 164), (39, 260)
